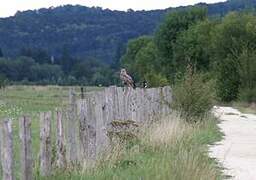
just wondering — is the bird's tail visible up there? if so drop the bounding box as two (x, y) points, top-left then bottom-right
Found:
(133, 82), (136, 89)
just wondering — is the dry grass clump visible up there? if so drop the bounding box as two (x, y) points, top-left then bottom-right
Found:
(141, 113), (191, 148)
(169, 145), (220, 180)
(137, 113), (220, 180)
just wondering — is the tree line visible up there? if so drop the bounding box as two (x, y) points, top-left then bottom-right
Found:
(0, 48), (119, 86)
(121, 8), (256, 103)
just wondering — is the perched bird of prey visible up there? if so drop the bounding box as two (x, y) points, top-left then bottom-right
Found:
(120, 68), (136, 89)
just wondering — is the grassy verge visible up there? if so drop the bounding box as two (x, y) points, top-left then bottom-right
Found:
(44, 113), (223, 180)
(231, 102), (256, 114)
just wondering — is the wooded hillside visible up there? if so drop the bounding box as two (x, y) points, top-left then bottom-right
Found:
(0, 0), (255, 63)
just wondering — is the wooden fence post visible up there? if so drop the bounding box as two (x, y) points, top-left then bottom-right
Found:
(0, 119), (14, 180)
(79, 100), (88, 161)
(66, 89), (79, 164)
(39, 112), (51, 176)
(56, 111), (66, 168)
(94, 91), (108, 155)
(85, 93), (97, 160)
(78, 93), (97, 161)
(81, 87), (85, 99)
(19, 116), (32, 180)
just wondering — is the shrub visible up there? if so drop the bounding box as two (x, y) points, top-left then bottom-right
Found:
(216, 56), (241, 102)
(144, 72), (169, 87)
(173, 65), (215, 122)
(237, 50), (256, 103)
(239, 88), (256, 103)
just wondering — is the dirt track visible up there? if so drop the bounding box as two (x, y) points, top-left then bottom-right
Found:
(210, 106), (256, 180)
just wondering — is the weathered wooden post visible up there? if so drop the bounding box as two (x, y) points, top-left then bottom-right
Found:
(116, 87), (125, 120)
(161, 86), (172, 116)
(79, 100), (88, 161)
(85, 93), (97, 160)
(78, 92), (97, 161)
(66, 89), (79, 164)
(80, 87), (85, 99)
(94, 91), (108, 155)
(0, 119), (14, 180)
(39, 112), (52, 176)
(123, 87), (133, 121)
(134, 88), (143, 122)
(19, 116), (32, 180)
(56, 111), (66, 168)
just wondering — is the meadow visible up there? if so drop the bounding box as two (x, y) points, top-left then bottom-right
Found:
(0, 86), (102, 179)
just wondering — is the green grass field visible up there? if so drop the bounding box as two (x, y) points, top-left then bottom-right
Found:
(0, 85), (102, 179)
(0, 86), (223, 180)
(0, 86), (103, 114)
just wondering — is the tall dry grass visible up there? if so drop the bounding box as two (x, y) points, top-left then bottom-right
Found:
(139, 113), (220, 180)
(61, 113), (222, 180)
(142, 113), (192, 148)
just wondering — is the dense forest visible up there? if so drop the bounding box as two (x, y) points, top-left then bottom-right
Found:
(0, 0), (256, 102)
(0, 6), (166, 64)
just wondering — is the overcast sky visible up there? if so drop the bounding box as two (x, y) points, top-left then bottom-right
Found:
(0, 0), (226, 18)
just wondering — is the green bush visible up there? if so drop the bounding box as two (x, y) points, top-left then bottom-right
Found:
(173, 66), (215, 122)
(239, 88), (256, 103)
(216, 56), (240, 102)
(237, 50), (256, 103)
(144, 72), (169, 87)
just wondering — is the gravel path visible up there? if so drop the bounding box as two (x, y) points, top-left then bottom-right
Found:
(209, 106), (256, 180)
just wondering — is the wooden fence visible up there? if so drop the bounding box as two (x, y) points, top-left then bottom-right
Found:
(0, 86), (172, 179)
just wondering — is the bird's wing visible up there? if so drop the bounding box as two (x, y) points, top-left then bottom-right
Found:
(120, 74), (126, 81)
(123, 73), (134, 83)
